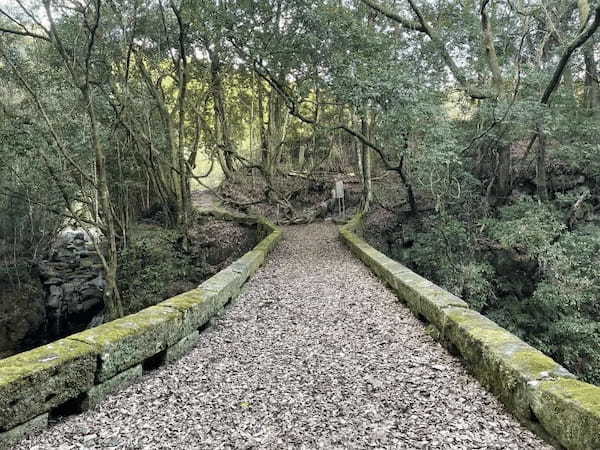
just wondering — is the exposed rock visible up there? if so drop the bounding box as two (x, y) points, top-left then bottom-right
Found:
(37, 231), (105, 341)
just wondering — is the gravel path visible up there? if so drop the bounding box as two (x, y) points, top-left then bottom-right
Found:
(18, 223), (552, 449)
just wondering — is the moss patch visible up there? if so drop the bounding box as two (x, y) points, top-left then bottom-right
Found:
(442, 307), (572, 419)
(529, 378), (600, 450)
(409, 286), (469, 329)
(157, 288), (217, 336)
(0, 339), (95, 430)
(68, 306), (183, 383)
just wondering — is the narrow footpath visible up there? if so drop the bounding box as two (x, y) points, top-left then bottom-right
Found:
(18, 224), (551, 449)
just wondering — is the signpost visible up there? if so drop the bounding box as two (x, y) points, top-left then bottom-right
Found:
(334, 180), (345, 219)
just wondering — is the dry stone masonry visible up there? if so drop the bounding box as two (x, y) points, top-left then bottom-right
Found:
(340, 213), (600, 450)
(2, 212), (598, 449)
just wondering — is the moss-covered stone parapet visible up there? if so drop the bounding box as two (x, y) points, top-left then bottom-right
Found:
(156, 289), (216, 337)
(529, 378), (600, 450)
(0, 339), (95, 430)
(68, 305), (183, 383)
(0, 212), (282, 444)
(340, 213), (600, 450)
(233, 250), (265, 278)
(341, 222), (468, 329)
(441, 307), (573, 421)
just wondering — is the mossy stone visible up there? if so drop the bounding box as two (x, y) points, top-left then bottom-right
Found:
(254, 230), (283, 254)
(81, 364), (142, 411)
(442, 307), (572, 420)
(0, 339), (95, 430)
(68, 305), (183, 383)
(391, 273), (432, 307)
(165, 331), (200, 364)
(229, 250), (265, 281)
(157, 288), (217, 336)
(340, 212), (598, 447)
(200, 269), (245, 309)
(408, 285), (468, 329)
(529, 378), (600, 450)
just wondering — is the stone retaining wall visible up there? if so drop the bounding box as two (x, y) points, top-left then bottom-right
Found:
(340, 213), (600, 450)
(0, 214), (282, 449)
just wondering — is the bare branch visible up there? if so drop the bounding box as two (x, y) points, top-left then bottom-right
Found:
(0, 18), (50, 42)
(541, 5), (600, 105)
(359, 0), (425, 32)
(363, 0), (493, 99)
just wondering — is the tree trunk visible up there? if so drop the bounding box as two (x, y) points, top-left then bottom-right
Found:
(536, 120), (549, 201)
(494, 140), (512, 201)
(84, 87), (124, 320)
(360, 117), (372, 212)
(209, 47), (235, 179)
(583, 46), (599, 112)
(579, 0), (600, 113)
(298, 145), (305, 169)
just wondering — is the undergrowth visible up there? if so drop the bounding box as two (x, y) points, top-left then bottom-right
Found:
(365, 196), (600, 385)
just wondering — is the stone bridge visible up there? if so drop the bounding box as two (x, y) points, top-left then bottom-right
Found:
(1, 212), (598, 449)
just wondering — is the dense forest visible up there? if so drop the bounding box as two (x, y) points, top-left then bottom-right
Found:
(1, 0), (599, 385)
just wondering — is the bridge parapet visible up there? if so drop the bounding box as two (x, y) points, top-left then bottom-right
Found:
(0, 213), (282, 449)
(341, 213), (600, 450)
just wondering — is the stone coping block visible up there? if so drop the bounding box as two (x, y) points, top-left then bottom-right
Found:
(156, 288), (216, 337)
(339, 213), (600, 449)
(68, 305), (183, 383)
(229, 250), (266, 281)
(441, 307), (573, 420)
(0, 339), (95, 430)
(529, 378), (600, 450)
(254, 229), (283, 254)
(199, 268), (246, 309)
(81, 364), (143, 411)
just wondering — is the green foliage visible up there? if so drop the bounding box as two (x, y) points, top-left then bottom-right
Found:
(399, 214), (496, 311)
(484, 200), (565, 259)
(371, 201), (600, 384)
(117, 225), (204, 315)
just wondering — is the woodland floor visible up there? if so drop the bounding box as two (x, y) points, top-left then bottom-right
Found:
(18, 224), (551, 449)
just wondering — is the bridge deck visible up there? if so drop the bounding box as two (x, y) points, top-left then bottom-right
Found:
(18, 224), (550, 449)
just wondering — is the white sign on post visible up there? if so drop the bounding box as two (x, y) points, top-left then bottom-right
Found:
(335, 180), (344, 199)
(334, 180), (345, 218)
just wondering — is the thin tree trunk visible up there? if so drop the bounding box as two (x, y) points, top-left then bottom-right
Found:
(536, 120), (549, 201)
(209, 46), (235, 178)
(360, 117), (372, 212)
(84, 87), (124, 320)
(579, 0), (600, 112)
